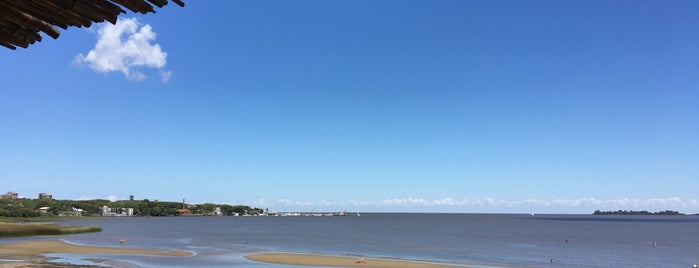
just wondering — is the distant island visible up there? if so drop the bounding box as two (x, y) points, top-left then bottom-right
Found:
(593, 210), (684, 216)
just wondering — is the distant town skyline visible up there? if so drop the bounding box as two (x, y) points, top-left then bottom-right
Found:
(1, 1), (697, 214)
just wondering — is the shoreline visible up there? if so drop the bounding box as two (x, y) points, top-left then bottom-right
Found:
(246, 253), (477, 268)
(0, 240), (192, 267)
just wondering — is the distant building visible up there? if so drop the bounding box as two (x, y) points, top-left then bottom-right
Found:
(99, 206), (134, 216)
(38, 193), (53, 200)
(1, 192), (19, 199)
(59, 211), (82, 217)
(176, 199), (191, 215)
(59, 207), (84, 217)
(213, 207), (222, 216)
(100, 205), (109, 216)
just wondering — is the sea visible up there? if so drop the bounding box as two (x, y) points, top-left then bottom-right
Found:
(3, 213), (699, 267)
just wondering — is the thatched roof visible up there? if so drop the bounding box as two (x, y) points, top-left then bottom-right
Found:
(0, 0), (185, 50)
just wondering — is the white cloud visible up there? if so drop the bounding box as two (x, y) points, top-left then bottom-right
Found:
(160, 69), (173, 82)
(107, 195), (117, 202)
(241, 197), (699, 213)
(74, 17), (171, 82)
(434, 197), (457, 205)
(379, 198), (428, 206)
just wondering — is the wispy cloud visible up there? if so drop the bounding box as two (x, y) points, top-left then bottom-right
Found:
(74, 17), (171, 82)
(242, 197), (699, 213)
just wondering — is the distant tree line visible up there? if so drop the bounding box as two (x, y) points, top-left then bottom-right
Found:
(0, 197), (263, 218)
(593, 210), (684, 215)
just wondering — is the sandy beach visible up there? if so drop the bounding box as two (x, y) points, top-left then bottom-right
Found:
(0, 240), (191, 267)
(246, 253), (471, 268)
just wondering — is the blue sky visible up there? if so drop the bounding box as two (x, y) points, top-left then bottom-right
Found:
(1, 0), (698, 213)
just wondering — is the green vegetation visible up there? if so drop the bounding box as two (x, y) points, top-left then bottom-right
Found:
(0, 222), (101, 238)
(593, 210), (684, 215)
(0, 197), (263, 218)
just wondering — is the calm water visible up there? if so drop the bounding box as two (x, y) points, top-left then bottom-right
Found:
(6, 214), (699, 267)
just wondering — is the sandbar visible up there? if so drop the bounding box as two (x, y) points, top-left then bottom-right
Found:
(0, 239), (191, 267)
(246, 253), (471, 268)
(0, 240), (191, 257)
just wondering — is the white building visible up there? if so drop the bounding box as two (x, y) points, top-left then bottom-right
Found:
(213, 207), (222, 216)
(100, 206), (134, 216)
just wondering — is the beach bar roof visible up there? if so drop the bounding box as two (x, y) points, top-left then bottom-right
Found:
(0, 0), (184, 50)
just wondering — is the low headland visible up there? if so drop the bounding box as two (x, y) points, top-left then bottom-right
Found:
(0, 194), (265, 218)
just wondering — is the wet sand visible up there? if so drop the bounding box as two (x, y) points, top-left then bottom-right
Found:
(0, 241), (477, 267)
(0, 240), (191, 257)
(0, 240), (191, 267)
(246, 253), (472, 268)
